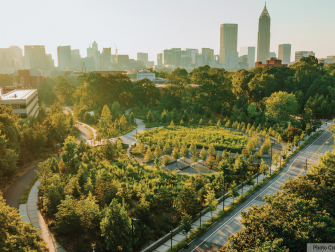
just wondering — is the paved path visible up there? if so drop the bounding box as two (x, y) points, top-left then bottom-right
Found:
(21, 181), (65, 252)
(3, 165), (39, 209)
(184, 124), (333, 252)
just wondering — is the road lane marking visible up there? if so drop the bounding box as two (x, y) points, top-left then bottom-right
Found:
(190, 128), (330, 252)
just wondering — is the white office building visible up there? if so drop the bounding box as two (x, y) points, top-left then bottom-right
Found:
(278, 44), (291, 65)
(0, 89), (39, 118)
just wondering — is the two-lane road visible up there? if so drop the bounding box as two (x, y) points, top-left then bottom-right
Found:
(185, 127), (334, 252)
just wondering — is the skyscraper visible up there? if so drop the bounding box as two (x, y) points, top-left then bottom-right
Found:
(219, 24), (238, 64)
(240, 46), (255, 68)
(257, 3), (271, 63)
(57, 46), (72, 71)
(278, 44), (291, 65)
(157, 53), (163, 65)
(24, 45), (46, 70)
(137, 52), (148, 63)
(102, 48), (112, 70)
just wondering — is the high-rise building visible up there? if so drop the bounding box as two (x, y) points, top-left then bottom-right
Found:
(162, 48), (182, 67)
(295, 51), (315, 62)
(202, 48), (214, 66)
(92, 41), (98, 54)
(24, 45), (46, 70)
(269, 52), (276, 58)
(9, 46), (23, 69)
(257, 3), (271, 63)
(102, 48), (111, 70)
(186, 49), (199, 66)
(87, 45), (93, 57)
(220, 24), (238, 64)
(45, 54), (55, 71)
(137, 52), (148, 63)
(57, 46), (72, 71)
(116, 55), (129, 66)
(240, 46), (256, 68)
(71, 49), (82, 71)
(157, 53), (163, 65)
(278, 44), (291, 65)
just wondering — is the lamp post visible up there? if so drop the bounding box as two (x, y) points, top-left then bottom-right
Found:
(305, 158), (308, 175)
(223, 167), (228, 210)
(199, 210), (202, 228)
(132, 218), (137, 252)
(270, 140), (273, 176)
(170, 231), (173, 251)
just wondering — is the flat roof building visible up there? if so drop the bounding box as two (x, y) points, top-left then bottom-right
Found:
(278, 44), (291, 65)
(255, 57), (287, 68)
(0, 89), (39, 118)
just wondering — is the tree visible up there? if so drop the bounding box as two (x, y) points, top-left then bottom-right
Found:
(0, 130), (19, 178)
(100, 199), (132, 252)
(146, 110), (153, 123)
(170, 120), (174, 127)
(205, 188), (218, 218)
(163, 142), (172, 155)
(247, 103), (258, 119)
(208, 144), (216, 156)
(154, 145), (163, 158)
(265, 91), (299, 125)
(216, 153), (221, 163)
(228, 181), (240, 202)
(172, 148), (180, 160)
(178, 214), (193, 236)
(54, 196), (81, 235)
(216, 119), (221, 128)
(260, 138), (271, 155)
(180, 144), (188, 157)
(0, 194), (47, 251)
(228, 192), (335, 252)
(144, 147), (153, 161)
(174, 187), (199, 217)
(199, 146), (207, 160)
(206, 155), (216, 169)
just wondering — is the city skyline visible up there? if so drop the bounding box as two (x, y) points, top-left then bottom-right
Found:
(1, 0), (335, 65)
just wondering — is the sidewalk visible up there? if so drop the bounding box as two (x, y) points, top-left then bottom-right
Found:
(20, 180), (65, 252)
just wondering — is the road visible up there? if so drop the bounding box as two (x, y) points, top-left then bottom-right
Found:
(184, 126), (334, 252)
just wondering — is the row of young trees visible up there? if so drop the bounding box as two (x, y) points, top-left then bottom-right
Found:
(225, 146), (335, 252)
(0, 102), (76, 184)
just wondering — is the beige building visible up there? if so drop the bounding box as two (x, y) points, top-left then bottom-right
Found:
(220, 23), (238, 64)
(257, 3), (271, 63)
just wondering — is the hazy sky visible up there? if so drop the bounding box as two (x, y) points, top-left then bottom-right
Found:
(2, 0), (335, 65)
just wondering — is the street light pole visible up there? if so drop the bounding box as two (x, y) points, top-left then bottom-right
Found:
(132, 218), (137, 252)
(270, 140), (272, 176)
(199, 210), (202, 228)
(170, 231), (173, 251)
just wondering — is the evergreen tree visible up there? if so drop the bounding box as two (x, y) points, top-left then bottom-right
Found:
(163, 142), (172, 155)
(200, 146), (207, 160)
(100, 199), (132, 251)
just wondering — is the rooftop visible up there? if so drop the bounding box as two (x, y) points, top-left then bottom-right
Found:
(0, 89), (36, 100)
